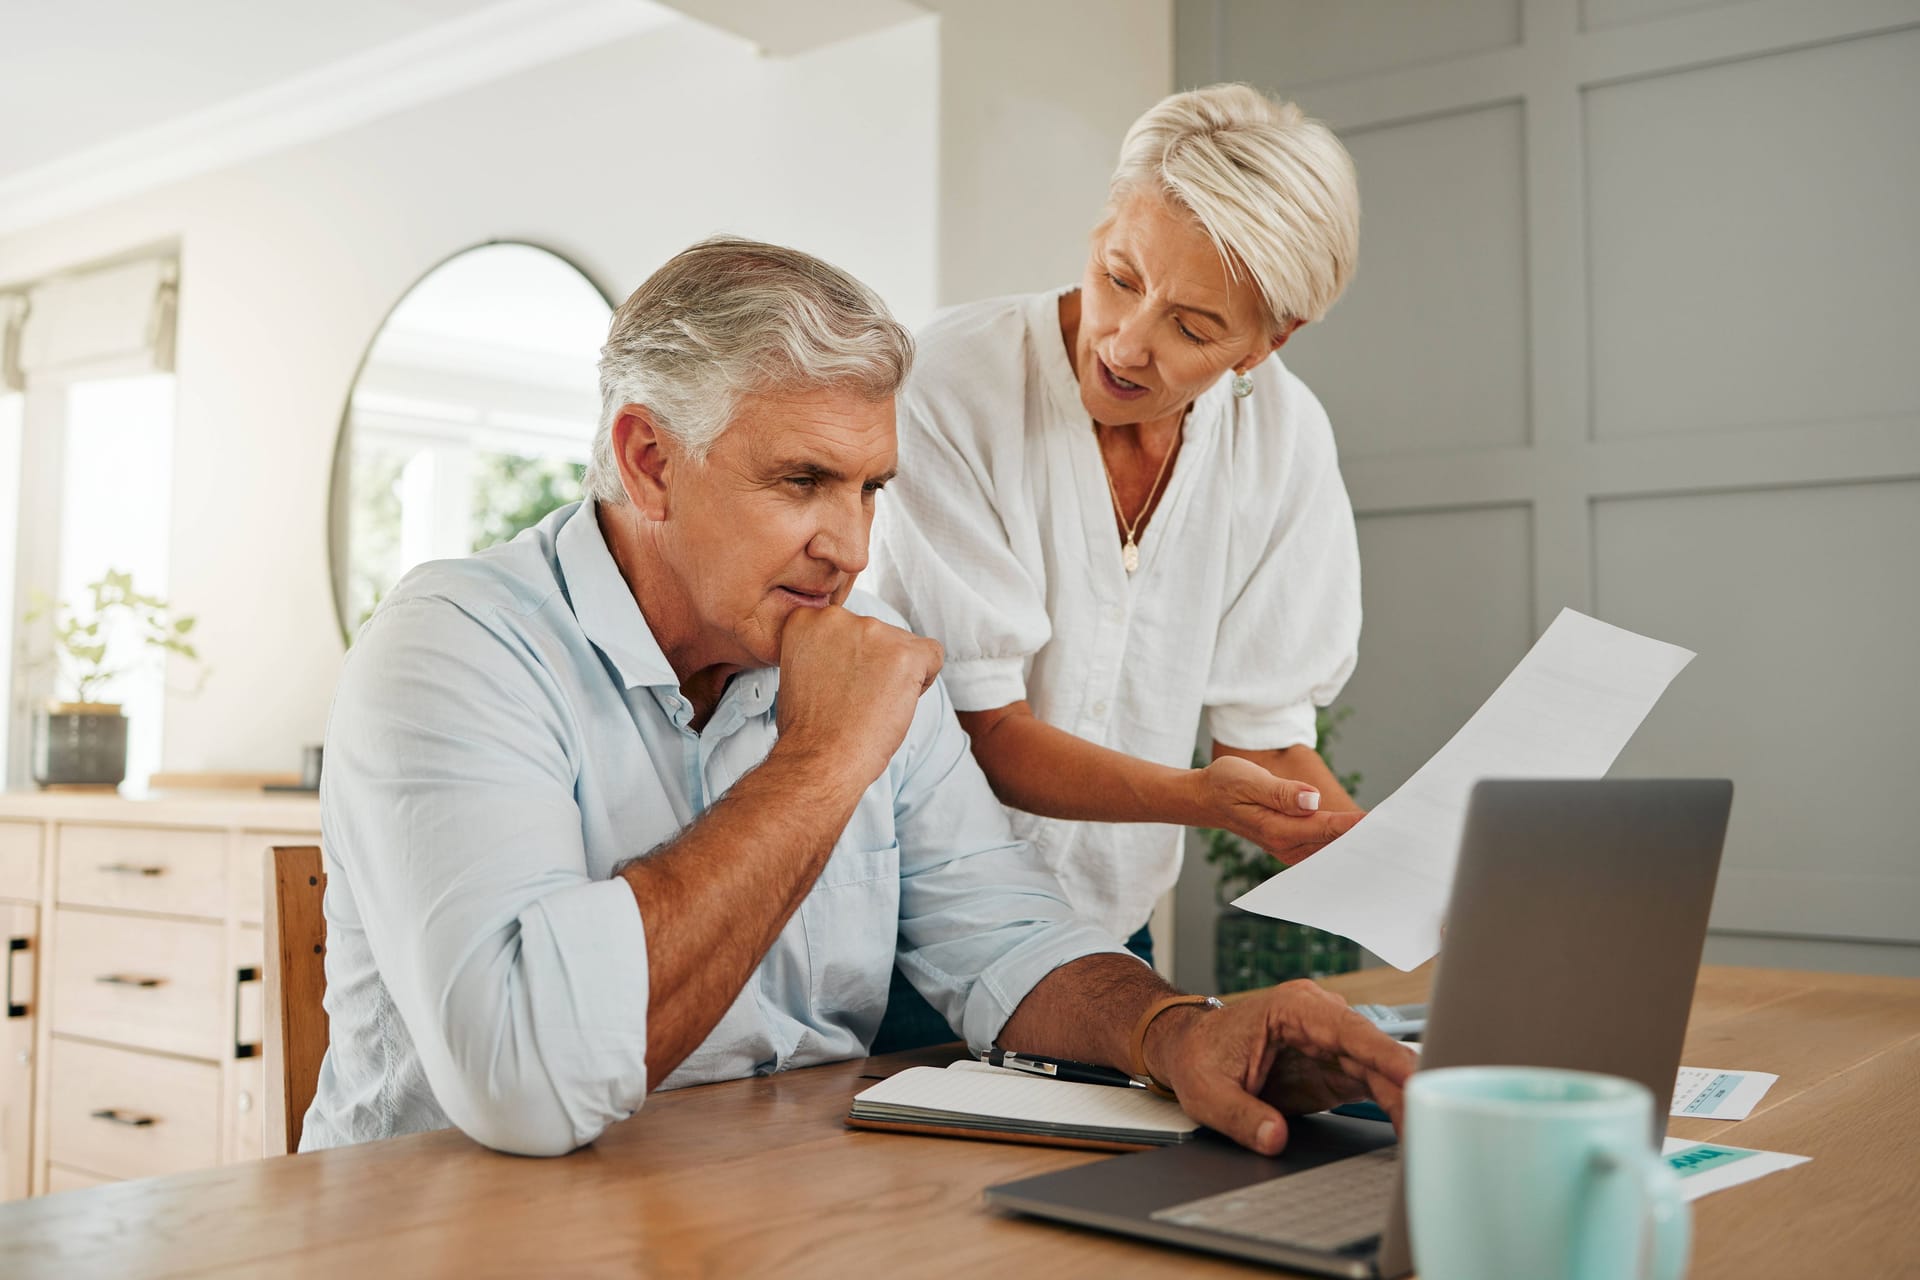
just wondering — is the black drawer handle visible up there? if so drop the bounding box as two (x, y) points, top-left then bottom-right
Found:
(5, 937), (25, 1018)
(89, 1108), (157, 1128)
(94, 974), (164, 989)
(233, 965), (260, 1058)
(98, 863), (166, 877)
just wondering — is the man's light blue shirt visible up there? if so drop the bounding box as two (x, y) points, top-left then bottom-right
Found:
(303, 499), (1126, 1156)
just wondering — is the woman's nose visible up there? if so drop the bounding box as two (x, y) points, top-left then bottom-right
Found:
(1106, 306), (1154, 371)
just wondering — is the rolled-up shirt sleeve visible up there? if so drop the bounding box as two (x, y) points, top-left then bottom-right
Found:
(884, 674), (1133, 1050)
(1204, 380), (1362, 751)
(322, 596), (650, 1156)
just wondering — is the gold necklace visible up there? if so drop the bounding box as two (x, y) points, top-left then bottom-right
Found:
(1093, 423), (1179, 574)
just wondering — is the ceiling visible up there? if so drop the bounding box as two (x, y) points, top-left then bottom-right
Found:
(0, 0), (505, 179)
(0, 0), (684, 236)
(0, 0), (928, 237)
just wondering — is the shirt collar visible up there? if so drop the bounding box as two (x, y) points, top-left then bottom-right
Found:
(555, 498), (680, 690)
(1032, 287), (1088, 426)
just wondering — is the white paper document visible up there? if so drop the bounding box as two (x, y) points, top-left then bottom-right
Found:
(1232, 609), (1696, 970)
(1662, 1137), (1811, 1200)
(1671, 1067), (1778, 1120)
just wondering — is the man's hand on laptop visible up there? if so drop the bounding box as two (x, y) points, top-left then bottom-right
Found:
(1144, 980), (1418, 1157)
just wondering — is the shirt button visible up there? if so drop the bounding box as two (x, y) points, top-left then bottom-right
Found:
(1107, 606), (1123, 624)
(1092, 701), (1109, 717)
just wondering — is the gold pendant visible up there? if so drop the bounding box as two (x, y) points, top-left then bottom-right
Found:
(1122, 539), (1140, 573)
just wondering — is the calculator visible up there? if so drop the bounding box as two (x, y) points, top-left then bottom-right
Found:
(1351, 1002), (1427, 1038)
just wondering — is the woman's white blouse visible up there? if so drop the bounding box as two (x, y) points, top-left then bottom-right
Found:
(869, 289), (1363, 940)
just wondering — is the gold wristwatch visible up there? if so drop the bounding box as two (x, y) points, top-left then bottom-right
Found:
(1128, 993), (1225, 1098)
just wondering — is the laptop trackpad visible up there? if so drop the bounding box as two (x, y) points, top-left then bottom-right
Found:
(986, 1112), (1397, 1220)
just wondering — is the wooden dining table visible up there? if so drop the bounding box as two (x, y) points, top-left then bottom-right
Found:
(4, 962), (1917, 1278)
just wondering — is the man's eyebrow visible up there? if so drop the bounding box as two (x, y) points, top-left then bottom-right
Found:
(1109, 249), (1230, 330)
(768, 459), (899, 485)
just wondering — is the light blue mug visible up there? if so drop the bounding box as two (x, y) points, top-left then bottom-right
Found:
(1405, 1066), (1689, 1280)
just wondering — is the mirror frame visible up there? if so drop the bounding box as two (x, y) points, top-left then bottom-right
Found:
(326, 239), (614, 645)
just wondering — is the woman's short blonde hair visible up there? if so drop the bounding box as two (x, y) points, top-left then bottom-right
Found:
(1109, 83), (1359, 330)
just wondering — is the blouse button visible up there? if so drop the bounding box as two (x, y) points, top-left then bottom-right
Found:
(1092, 701), (1109, 718)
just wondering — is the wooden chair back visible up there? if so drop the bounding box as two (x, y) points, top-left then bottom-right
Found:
(262, 844), (329, 1156)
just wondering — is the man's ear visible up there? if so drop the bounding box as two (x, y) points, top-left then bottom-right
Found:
(611, 403), (673, 520)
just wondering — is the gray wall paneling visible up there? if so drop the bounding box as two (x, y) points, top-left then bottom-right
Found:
(1172, 0), (1920, 994)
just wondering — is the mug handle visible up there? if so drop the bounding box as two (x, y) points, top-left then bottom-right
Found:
(1582, 1139), (1691, 1280)
(1634, 1149), (1690, 1280)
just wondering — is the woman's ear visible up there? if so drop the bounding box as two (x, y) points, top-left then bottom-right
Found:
(1236, 318), (1306, 375)
(611, 404), (673, 521)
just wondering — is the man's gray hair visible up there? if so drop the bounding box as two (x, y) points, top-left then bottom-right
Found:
(584, 236), (914, 504)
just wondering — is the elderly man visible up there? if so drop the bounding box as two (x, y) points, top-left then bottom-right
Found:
(304, 237), (1412, 1159)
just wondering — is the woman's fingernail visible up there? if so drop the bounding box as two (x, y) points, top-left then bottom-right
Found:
(1256, 1119), (1279, 1149)
(1299, 791), (1319, 811)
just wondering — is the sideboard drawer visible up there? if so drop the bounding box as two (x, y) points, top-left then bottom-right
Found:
(51, 910), (226, 1059)
(46, 1164), (115, 1194)
(47, 1038), (220, 1181)
(56, 825), (226, 918)
(0, 822), (39, 901)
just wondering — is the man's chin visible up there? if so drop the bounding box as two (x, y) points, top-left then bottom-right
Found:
(758, 595), (827, 662)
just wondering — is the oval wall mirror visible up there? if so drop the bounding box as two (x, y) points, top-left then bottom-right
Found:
(328, 242), (612, 639)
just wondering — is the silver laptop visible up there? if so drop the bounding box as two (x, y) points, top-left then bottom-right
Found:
(985, 778), (1733, 1278)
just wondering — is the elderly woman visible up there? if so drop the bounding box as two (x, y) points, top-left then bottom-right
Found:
(870, 85), (1365, 1044)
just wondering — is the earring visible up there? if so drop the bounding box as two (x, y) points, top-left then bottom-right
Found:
(1231, 371), (1254, 399)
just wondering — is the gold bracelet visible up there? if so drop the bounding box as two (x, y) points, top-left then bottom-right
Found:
(1128, 994), (1224, 1098)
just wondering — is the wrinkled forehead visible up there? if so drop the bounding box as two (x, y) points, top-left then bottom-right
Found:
(725, 385), (899, 475)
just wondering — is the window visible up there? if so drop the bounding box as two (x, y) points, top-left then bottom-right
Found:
(2, 252), (178, 790)
(0, 391), (19, 785)
(53, 374), (176, 786)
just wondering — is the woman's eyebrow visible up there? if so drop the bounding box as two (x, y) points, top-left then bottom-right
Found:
(1110, 249), (1229, 329)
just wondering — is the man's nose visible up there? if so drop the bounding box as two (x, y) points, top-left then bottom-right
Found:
(808, 494), (870, 575)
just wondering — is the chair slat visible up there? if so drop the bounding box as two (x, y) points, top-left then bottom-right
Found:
(262, 845), (328, 1156)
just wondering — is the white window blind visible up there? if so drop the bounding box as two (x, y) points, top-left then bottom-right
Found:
(0, 293), (25, 391)
(14, 255), (177, 384)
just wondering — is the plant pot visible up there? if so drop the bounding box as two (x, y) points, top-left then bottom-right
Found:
(1215, 910), (1362, 995)
(32, 703), (129, 787)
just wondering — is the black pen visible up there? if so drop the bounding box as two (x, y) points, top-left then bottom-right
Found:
(983, 1049), (1146, 1089)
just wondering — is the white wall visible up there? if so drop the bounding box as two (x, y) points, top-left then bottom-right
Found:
(0, 18), (942, 772)
(928, 0), (1173, 303)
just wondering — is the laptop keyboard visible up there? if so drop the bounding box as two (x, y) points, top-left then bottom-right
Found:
(1149, 1146), (1398, 1255)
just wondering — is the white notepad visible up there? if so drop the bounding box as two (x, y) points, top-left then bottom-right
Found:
(848, 1063), (1199, 1149)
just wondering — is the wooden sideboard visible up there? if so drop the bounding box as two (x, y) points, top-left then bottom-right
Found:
(0, 789), (320, 1200)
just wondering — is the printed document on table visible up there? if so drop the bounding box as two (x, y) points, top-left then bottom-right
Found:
(1671, 1067), (1778, 1120)
(1232, 609), (1695, 970)
(1662, 1138), (1810, 1201)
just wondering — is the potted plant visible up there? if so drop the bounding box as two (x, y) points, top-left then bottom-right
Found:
(24, 569), (202, 788)
(1203, 707), (1364, 994)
